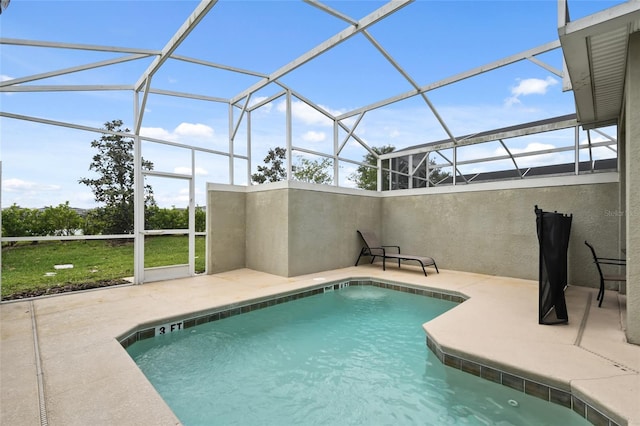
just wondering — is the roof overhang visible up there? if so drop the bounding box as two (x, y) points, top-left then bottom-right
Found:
(558, 1), (640, 128)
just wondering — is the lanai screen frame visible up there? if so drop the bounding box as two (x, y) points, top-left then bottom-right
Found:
(0, 0), (618, 284)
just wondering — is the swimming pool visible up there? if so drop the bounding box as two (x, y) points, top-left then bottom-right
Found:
(126, 284), (589, 425)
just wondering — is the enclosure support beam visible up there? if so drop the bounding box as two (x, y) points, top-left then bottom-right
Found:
(333, 120), (339, 186)
(230, 0), (413, 104)
(363, 30), (459, 145)
(338, 40), (561, 121)
(134, 0), (219, 91)
(228, 103), (234, 185)
(499, 139), (523, 178)
(247, 111), (253, 185)
(286, 90), (293, 181)
(133, 95), (145, 285)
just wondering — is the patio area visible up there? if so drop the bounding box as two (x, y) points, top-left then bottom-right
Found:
(1, 265), (638, 426)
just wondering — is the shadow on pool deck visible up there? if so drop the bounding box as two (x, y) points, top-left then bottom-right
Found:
(1, 265), (638, 426)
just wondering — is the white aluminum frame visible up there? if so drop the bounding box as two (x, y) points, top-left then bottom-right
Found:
(0, 0), (622, 284)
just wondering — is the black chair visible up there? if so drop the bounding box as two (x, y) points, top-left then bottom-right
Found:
(584, 241), (626, 307)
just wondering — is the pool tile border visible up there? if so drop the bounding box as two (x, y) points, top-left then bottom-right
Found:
(425, 334), (623, 426)
(118, 278), (466, 349)
(118, 278), (622, 426)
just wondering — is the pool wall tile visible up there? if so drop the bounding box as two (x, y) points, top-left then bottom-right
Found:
(460, 359), (482, 377)
(573, 396), (587, 417)
(480, 366), (501, 384)
(122, 334), (135, 349)
(138, 328), (154, 340)
(586, 405), (610, 426)
(549, 388), (572, 408)
(524, 380), (550, 401)
(443, 354), (461, 369)
(501, 373), (525, 392)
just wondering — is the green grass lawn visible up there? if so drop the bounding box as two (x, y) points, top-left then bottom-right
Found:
(1, 235), (206, 299)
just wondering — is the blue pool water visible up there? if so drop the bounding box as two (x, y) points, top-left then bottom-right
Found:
(127, 285), (589, 425)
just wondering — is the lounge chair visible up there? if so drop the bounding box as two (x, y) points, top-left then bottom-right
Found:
(584, 241), (626, 307)
(355, 230), (438, 276)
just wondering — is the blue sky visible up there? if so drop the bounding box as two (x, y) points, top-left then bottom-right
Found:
(0, 0), (624, 209)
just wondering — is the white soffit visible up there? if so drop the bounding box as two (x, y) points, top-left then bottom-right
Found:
(559, 1), (640, 127)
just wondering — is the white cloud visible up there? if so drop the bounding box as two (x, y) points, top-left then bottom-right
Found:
(302, 130), (326, 142)
(276, 100), (344, 126)
(495, 141), (569, 167)
(250, 96), (273, 113)
(503, 142), (556, 154)
(580, 135), (618, 160)
(0, 178), (85, 208)
(2, 178), (60, 192)
(139, 127), (172, 140)
(173, 166), (209, 176)
(140, 122), (214, 141)
(174, 122), (214, 139)
(505, 76), (558, 106)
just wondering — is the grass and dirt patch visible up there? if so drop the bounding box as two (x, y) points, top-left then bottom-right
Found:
(1, 235), (205, 300)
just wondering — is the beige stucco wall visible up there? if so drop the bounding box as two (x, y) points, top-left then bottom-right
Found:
(287, 189), (381, 276)
(207, 187), (246, 274)
(381, 182), (620, 286)
(207, 182), (383, 277)
(245, 188), (290, 276)
(208, 178), (620, 290)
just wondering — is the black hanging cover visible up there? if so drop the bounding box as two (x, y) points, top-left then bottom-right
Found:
(535, 206), (572, 325)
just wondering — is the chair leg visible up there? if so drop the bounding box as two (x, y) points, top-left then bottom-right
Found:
(383, 256), (386, 271)
(355, 249), (365, 267)
(419, 262), (427, 276)
(433, 262), (439, 274)
(598, 278), (605, 307)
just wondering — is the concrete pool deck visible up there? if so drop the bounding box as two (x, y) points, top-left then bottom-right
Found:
(1, 266), (638, 426)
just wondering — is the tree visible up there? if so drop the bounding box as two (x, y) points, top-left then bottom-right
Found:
(145, 205), (206, 232)
(39, 202), (82, 236)
(79, 120), (155, 234)
(1, 204), (39, 243)
(349, 145), (396, 190)
(292, 156), (332, 185)
(1, 203), (81, 240)
(194, 206), (206, 232)
(426, 159), (451, 186)
(252, 147), (333, 185)
(392, 156), (451, 189)
(82, 208), (108, 236)
(252, 147), (288, 184)
(349, 145), (452, 190)
(146, 205), (187, 230)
